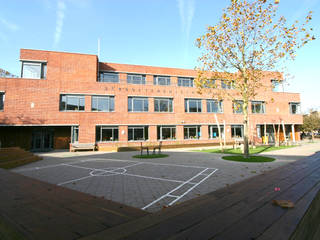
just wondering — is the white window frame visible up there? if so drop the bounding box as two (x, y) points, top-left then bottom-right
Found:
(207, 99), (223, 113)
(185, 99), (202, 113)
(157, 126), (176, 140)
(21, 61), (47, 79)
(128, 126), (148, 141)
(154, 98), (173, 112)
(289, 102), (301, 114)
(178, 77), (194, 87)
(127, 74), (146, 85)
(209, 125), (224, 139)
(184, 125), (201, 139)
(91, 95), (115, 112)
(231, 125), (244, 139)
(251, 101), (265, 114)
(154, 76), (171, 86)
(96, 126), (119, 142)
(128, 97), (148, 112)
(99, 72), (119, 83)
(60, 94), (85, 112)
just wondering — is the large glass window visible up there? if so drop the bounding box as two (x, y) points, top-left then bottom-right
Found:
(99, 72), (119, 83)
(128, 126), (149, 141)
(154, 76), (170, 86)
(21, 61), (47, 79)
(289, 102), (301, 114)
(154, 98), (173, 112)
(178, 77), (194, 87)
(231, 125), (243, 138)
(184, 126), (201, 139)
(271, 79), (283, 92)
(157, 126), (176, 140)
(91, 96), (114, 112)
(251, 101), (265, 114)
(208, 125), (224, 139)
(185, 99), (202, 113)
(233, 100), (244, 114)
(96, 126), (119, 142)
(60, 95), (85, 111)
(0, 92), (4, 110)
(207, 100), (223, 113)
(128, 97), (148, 112)
(127, 74), (146, 84)
(221, 80), (235, 89)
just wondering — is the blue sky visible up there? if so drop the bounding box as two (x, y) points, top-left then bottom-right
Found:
(0, 0), (319, 112)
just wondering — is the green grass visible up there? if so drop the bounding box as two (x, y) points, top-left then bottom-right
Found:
(133, 154), (169, 159)
(222, 155), (276, 162)
(195, 145), (296, 154)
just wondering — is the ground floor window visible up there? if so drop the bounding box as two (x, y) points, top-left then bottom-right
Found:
(128, 126), (148, 141)
(96, 126), (119, 142)
(184, 125), (201, 139)
(157, 126), (176, 140)
(231, 125), (243, 138)
(71, 126), (79, 143)
(0, 92), (4, 110)
(208, 125), (224, 139)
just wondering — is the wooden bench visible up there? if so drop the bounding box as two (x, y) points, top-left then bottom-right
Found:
(140, 141), (162, 155)
(70, 143), (96, 152)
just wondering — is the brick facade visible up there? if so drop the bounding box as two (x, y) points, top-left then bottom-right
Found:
(0, 49), (302, 151)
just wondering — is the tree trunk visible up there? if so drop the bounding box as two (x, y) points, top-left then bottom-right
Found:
(243, 101), (249, 158)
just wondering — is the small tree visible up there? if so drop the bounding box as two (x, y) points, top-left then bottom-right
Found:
(196, 0), (314, 158)
(301, 111), (320, 141)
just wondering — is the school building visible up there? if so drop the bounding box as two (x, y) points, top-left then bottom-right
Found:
(0, 49), (302, 151)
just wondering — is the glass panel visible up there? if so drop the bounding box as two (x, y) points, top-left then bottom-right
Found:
(189, 127), (197, 138)
(100, 72), (119, 82)
(79, 97), (85, 111)
(110, 97), (114, 111)
(101, 128), (113, 141)
(60, 95), (66, 110)
(98, 98), (109, 111)
(22, 62), (41, 79)
(143, 99), (148, 111)
(128, 128), (133, 140)
(184, 127), (189, 139)
(189, 100), (198, 112)
(162, 128), (171, 140)
(133, 99), (143, 111)
(134, 128), (144, 140)
(128, 98), (132, 112)
(67, 96), (79, 110)
(92, 97), (98, 111)
(159, 99), (168, 112)
(0, 93), (3, 110)
(42, 63), (47, 79)
(114, 128), (119, 141)
(233, 101), (243, 114)
(72, 126), (79, 143)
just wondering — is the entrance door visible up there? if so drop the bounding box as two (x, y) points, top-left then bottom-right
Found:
(31, 130), (53, 151)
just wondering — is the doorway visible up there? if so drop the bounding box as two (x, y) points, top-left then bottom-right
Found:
(31, 129), (53, 151)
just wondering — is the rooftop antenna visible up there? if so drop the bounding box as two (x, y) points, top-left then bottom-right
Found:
(97, 38), (101, 59)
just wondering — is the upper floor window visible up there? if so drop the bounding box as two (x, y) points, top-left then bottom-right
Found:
(154, 76), (170, 86)
(154, 98), (173, 112)
(185, 99), (202, 113)
(96, 126), (119, 142)
(251, 101), (265, 114)
(92, 96), (114, 112)
(271, 79), (283, 92)
(289, 102), (301, 114)
(233, 100), (244, 114)
(21, 61), (47, 79)
(221, 80), (235, 89)
(207, 99), (223, 113)
(128, 97), (148, 112)
(178, 77), (194, 87)
(60, 94), (85, 111)
(127, 74), (146, 85)
(99, 72), (119, 83)
(0, 92), (4, 111)
(203, 79), (216, 88)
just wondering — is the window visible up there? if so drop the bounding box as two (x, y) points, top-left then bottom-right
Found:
(185, 99), (202, 113)
(0, 92), (4, 110)
(289, 102), (301, 114)
(21, 61), (47, 79)
(91, 96), (114, 112)
(231, 125), (243, 138)
(154, 76), (170, 86)
(221, 80), (234, 89)
(128, 126), (148, 141)
(154, 98), (173, 112)
(207, 100), (223, 113)
(184, 126), (201, 139)
(127, 74), (146, 84)
(71, 126), (79, 143)
(96, 126), (119, 142)
(157, 126), (176, 140)
(128, 97), (148, 112)
(99, 72), (119, 83)
(60, 95), (85, 111)
(233, 100), (244, 114)
(251, 101), (265, 114)
(178, 77), (194, 87)
(271, 79), (283, 92)
(208, 125), (224, 139)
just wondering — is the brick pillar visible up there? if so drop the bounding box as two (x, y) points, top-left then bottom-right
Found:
(171, 76), (178, 86)
(119, 126), (127, 142)
(177, 125), (184, 141)
(146, 74), (153, 85)
(149, 97), (154, 112)
(149, 125), (157, 142)
(201, 125), (209, 140)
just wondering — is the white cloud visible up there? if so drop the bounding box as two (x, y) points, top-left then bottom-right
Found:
(53, 0), (66, 48)
(177, 0), (195, 41)
(0, 18), (19, 31)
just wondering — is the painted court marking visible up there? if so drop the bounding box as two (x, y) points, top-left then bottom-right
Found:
(14, 158), (218, 209)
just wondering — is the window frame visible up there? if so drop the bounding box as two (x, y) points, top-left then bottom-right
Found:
(233, 100), (244, 114)
(154, 98), (173, 112)
(271, 79), (283, 92)
(154, 75), (171, 86)
(289, 102), (301, 114)
(128, 126), (149, 141)
(91, 95), (115, 112)
(185, 98), (202, 113)
(184, 125), (201, 139)
(59, 94), (85, 112)
(157, 125), (176, 140)
(221, 80), (235, 89)
(208, 125), (224, 139)
(0, 92), (4, 111)
(251, 101), (265, 114)
(178, 77), (194, 87)
(96, 126), (119, 142)
(128, 97), (149, 112)
(98, 72), (119, 83)
(231, 125), (244, 139)
(127, 74), (146, 85)
(207, 99), (223, 113)
(21, 61), (47, 79)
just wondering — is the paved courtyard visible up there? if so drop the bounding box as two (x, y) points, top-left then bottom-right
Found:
(12, 141), (320, 212)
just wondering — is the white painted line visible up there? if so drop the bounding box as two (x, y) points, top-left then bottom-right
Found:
(122, 173), (186, 184)
(57, 175), (94, 186)
(142, 168), (214, 210)
(167, 194), (179, 198)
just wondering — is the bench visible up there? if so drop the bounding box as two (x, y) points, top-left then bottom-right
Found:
(70, 143), (96, 152)
(140, 141), (162, 155)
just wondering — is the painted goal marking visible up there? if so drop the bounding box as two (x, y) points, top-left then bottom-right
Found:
(141, 168), (218, 210)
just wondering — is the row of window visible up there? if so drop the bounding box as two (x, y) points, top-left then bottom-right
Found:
(95, 125), (244, 142)
(59, 94), (301, 114)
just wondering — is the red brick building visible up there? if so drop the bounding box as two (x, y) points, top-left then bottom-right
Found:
(0, 49), (302, 151)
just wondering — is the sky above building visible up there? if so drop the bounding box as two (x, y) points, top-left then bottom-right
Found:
(0, 0), (319, 112)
